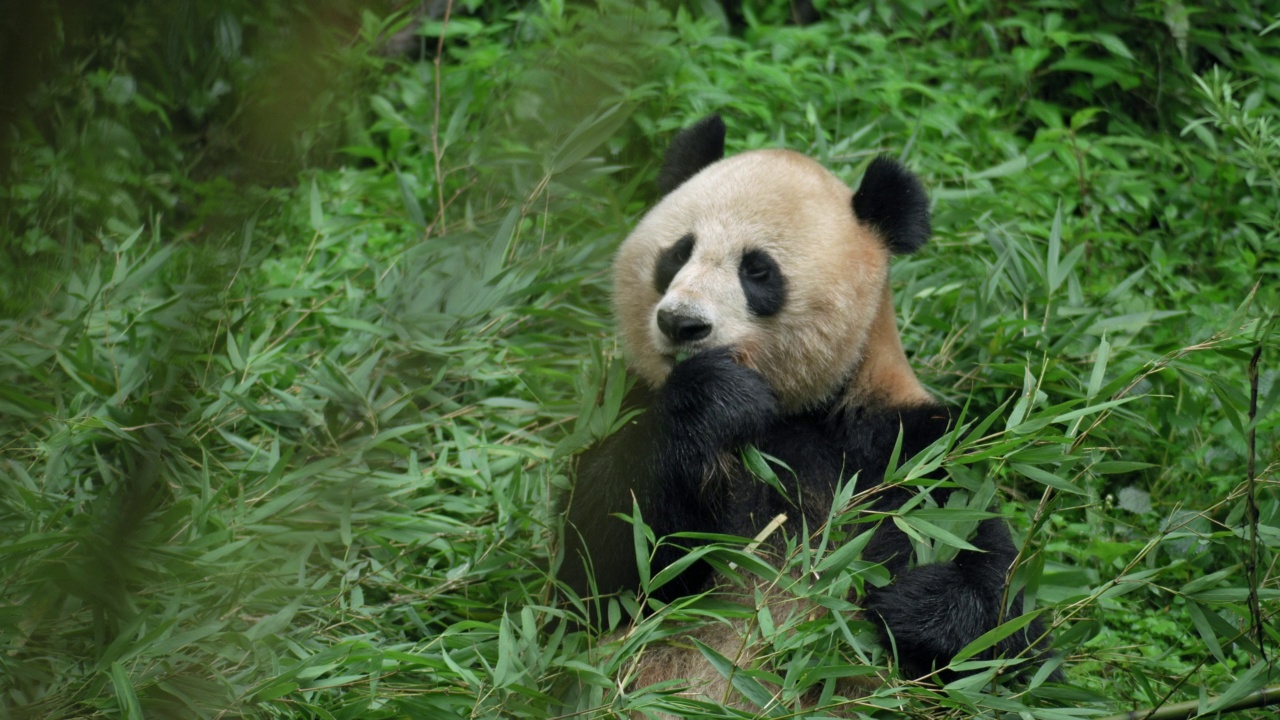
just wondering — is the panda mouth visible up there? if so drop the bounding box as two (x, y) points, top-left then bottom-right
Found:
(658, 340), (704, 365)
(657, 349), (694, 367)
(660, 341), (719, 366)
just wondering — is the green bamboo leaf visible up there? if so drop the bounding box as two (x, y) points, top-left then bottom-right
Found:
(1094, 33), (1136, 60)
(950, 610), (1043, 664)
(1086, 334), (1111, 399)
(324, 316), (393, 336)
(1049, 57), (1141, 89)
(966, 155), (1028, 181)
(0, 384), (57, 416)
(1090, 461), (1156, 474)
(493, 612), (516, 687)
(368, 94), (403, 124)
(1049, 396), (1138, 424)
(631, 499), (650, 590)
(1012, 463), (1088, 495)
(1086, 310), (1184, 335)
(1185, 600), (1227, 665)
(550, 104), (633, 174)
(251, 681), (298, 702)
(227, 330), (244, 371)
(908, 508), (999, 523)
(1203, 661), (1272, 713)
(110, 243), (176, 299)
(602, 357), (631, 431)
(1190, 588), (1280, 603)
(814, 528), (874, 576)
(647, 544), (721, 594)
(1047, 201), (1063, 293)
(692, 638), (786, 716)
(894, 515), (981, 552)
(396, 170), (426, 229)
(109, 662), (144, 720)
(891, 516), (928, 546)
(309, 178), (324, 231)
(245, 599), (303, 641)
(742, 445), (790, 500)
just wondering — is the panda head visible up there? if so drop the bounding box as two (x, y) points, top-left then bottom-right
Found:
(614, 115), (935, 413)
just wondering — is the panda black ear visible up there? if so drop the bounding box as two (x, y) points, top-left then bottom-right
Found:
(657, 114), (726, 197)
(852, 156), (932, 255)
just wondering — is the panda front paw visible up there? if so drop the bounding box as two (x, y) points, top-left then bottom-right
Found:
(661, 347), (779, 451)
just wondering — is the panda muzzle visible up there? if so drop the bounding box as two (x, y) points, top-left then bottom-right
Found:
(657, 309), (712, 344)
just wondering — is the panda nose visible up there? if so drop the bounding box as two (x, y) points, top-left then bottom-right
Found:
(657, 309), (712, 343)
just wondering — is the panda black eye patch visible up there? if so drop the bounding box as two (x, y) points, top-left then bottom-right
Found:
(739, 249), (786, 317)
(654, 234), (695, 294)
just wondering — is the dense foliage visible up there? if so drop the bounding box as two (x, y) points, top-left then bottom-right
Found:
(1, 1), (1277, 718)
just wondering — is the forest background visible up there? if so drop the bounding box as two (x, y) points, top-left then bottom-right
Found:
(1, 0), (1277, 718)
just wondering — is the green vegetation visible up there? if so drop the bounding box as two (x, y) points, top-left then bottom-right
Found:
(1, 1), (1277, 718)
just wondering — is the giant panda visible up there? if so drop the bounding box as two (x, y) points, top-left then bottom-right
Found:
(558, 114), (1054, 709)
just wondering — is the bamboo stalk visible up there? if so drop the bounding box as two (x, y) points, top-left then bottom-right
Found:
(1244, 343), (1264, 658)
(1096, 685), (1280, 720)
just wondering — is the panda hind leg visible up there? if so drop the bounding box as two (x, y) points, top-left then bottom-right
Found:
(863, 518), (1057, 681)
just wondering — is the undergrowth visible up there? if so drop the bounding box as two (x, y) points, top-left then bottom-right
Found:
(1, 1), (1277, 718)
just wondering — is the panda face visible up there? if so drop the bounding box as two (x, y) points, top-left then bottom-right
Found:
(615, 149), (897, 413)
(648, 231), (786, 358)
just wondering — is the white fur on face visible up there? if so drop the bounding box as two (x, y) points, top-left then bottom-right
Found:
(615, 150), (905, 412)
(649, 231), (756, 358)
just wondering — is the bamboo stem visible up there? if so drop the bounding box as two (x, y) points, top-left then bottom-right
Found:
(1096, 685), (1280, 720)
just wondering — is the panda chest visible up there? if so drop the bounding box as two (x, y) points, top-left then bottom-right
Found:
(699, 415), (851, 540)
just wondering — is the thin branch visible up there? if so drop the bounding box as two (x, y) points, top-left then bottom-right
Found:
(1096, 685), (1280, 720)
(1245, 342), (1265, 660)
(429, 0), (453, 238)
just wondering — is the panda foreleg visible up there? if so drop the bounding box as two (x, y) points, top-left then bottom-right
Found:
(643, 347), (780, 597)
(561, 347), (779, 612)
(863, 516), (1051, 680)
(657, 347), (779, 471)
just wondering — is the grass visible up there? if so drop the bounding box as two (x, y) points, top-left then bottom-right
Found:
(1, 1), (1278, 718)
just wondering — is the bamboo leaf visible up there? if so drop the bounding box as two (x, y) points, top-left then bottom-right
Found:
(692, 639), (786, 717)
(108, 662), (144, 720)
(1012, 463), (1088, 495)
(950, 610), (1043, 665)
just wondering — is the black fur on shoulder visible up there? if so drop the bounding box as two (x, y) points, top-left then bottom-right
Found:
(657, 114), (726, 197)
(852, 156), (932, 255)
